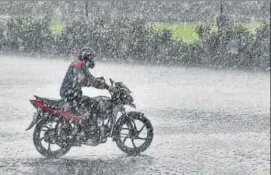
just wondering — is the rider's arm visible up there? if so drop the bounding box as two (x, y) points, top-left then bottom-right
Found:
(83, 66), (109, 90)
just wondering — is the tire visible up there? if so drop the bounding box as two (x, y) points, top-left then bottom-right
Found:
(33, 116), (72, 158)
(115, 112), (154, 155)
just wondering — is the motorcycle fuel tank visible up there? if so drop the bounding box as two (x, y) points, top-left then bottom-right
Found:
(92, 96), (113, 112)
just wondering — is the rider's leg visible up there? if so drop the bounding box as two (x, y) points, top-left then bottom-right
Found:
(61, 91), (82, 115)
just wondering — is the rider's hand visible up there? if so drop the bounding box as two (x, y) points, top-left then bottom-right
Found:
(96, 77), (105, 82)
(108, 86), (117, 93)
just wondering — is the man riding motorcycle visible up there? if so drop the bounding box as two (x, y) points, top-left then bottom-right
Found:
(60, 47), (116, 115)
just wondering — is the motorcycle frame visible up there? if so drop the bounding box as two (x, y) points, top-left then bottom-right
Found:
(26, 101), (131, 143)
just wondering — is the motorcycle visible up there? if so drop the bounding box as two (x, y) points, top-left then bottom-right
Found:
(26, 78), (153, 158)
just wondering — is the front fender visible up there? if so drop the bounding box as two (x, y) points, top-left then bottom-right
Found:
(111, 111), (145, 141)
(118, 111), (145, 123)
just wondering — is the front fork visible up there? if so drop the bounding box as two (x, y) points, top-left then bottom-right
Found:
(111, 108), (138, 141)
(110, 107), (125, 141)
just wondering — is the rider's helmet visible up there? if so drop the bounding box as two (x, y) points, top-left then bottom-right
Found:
(78, 47), (96, 69)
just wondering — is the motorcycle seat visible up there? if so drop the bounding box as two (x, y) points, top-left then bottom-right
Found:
(34, 95), (65, 108)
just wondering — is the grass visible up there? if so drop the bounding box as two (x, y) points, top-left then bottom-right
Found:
(49, 21), (204, 44)
(50, 22), (65, 35)
(149, 22), (203, 44)
(149, 22), (263, 44)
(0, 20), (65, 34)
(0, 19), (264, 44)
(235, 22), (263, 34)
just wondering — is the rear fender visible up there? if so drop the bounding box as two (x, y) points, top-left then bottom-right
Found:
(29, 99), (56, 114)
(30, 99), (44, 109)
(25, 109), (42, 131)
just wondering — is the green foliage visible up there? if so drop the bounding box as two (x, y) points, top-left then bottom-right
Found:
(149, 22), (201, 44)
(195, 22), (269, 69)
(1, 17), (54, 53)
(0, 16), (269, 70)
(50, 22), (65, 35)
(149, 22), (262, 44)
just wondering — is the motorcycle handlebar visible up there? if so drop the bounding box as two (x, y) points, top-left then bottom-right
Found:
(97, 77), (116, 93)
(97, 77), (114, 85)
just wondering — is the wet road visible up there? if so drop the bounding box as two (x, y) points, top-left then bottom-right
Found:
(0, 55), (270, 175)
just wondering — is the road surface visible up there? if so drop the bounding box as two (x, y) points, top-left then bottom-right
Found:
(0, 55), (270, 175)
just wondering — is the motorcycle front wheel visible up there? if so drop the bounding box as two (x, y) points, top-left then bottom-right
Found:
(114, 112), (154, 155)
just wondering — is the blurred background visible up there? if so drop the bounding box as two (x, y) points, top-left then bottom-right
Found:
(0, 1), (270, 70)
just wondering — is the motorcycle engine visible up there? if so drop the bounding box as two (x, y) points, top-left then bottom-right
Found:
(79, 96), (112, 146)
(84, 133), (100, 146)
(78, 114), (101, 146)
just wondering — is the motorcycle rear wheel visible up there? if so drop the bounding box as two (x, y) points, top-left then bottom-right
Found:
(33, 116), (72, 158)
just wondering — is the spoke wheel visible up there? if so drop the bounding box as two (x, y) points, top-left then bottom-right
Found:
(115, 112), (153, 155)
(33, 116), (72, 158)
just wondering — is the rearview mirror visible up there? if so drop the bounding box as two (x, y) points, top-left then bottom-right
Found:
(109, 78), (114, 86)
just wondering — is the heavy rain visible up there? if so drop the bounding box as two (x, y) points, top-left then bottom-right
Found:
(0, 1), (270, 175)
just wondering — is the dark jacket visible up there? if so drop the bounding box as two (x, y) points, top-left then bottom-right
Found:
(60, 59), (108, 100)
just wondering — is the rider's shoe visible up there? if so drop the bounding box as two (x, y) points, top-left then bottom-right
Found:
(99, 125), (110, 142)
